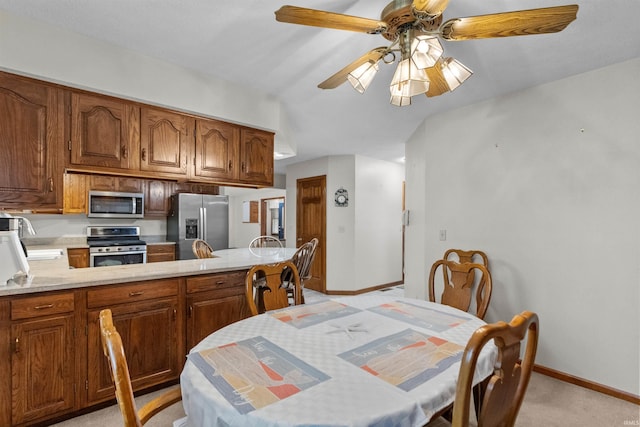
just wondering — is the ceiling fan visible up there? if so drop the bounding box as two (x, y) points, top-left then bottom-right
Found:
(275, 1), (578, 106)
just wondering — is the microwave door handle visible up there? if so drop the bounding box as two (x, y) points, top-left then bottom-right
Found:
(132, 197), (136, 215)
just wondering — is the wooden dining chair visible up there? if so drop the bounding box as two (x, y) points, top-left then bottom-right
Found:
(99, 309), (182, 427)
(427, 311), (539, 427)
(284, 237), (318, 304)
(444, 249), (489, 268)
(428, 259), (493, 319)
(245, 261), (301, 316)
(249, 235), (283, 248)
(192, 239), (214, 258)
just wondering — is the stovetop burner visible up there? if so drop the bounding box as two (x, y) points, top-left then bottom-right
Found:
(86, 226), (146, 247)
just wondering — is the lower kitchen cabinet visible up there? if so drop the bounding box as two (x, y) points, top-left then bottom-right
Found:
(67, 247), (89, 268)
(85, 279), (182, 406)
(186, 271), (250, 351)
(0, 270), (249, 426)
(146, 243), (176, 262)
(9, 292), (76, 426)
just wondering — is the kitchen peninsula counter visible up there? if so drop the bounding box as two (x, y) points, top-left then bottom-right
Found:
(1, 247), (296, 297)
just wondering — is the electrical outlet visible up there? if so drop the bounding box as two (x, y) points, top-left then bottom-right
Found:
(439, 230), (447, 241)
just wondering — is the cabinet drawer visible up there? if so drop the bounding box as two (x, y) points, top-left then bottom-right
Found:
(11, 292), (75, 320)
(87, 279), (179, 308)
(186, 270), (247, 294)
(147, 243), (175, 254)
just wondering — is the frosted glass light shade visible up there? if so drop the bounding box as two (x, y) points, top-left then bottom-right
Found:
(441, 57), (473, 91)
(347, 60), (379, 93)
(411, 36), (444, 69)
(389, 58), (430, 99)
(389, 92), (412, 106)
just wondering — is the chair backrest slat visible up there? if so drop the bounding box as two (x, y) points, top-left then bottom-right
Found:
(246, 261), (301, 316)
(451, 311), (539, 427)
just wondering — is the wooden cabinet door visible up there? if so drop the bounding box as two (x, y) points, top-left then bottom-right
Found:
(193, 119), (239, 181)
(239, 128), (274, 186)
(186, 292), (248, 351)
(144, 179), (174, 217)
(70, 93), (139, 171)
(185, 271), (249, 350)
(63, 173), (88, 214)
(0, 73), (63, 209)
(90, 175), (143, 193)
(140, 108), (192, 175)
(67, 248), (89, 268)
(86, 297), (180, 405)
(11, 314), (75, 425)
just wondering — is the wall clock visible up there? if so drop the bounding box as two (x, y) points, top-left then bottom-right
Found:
(334, 188), (348, 207)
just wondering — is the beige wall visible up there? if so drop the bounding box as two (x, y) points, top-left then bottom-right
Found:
(404, 58), (640, 395)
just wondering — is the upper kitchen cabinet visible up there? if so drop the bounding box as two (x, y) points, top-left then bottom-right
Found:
(193, 118), (239, 182)
(69, 92), (140, 171)
(239, 128), (274, 187)
(193, 120), (274, 187)
(0, 72), (64, 211)
(140, 108), (193, 175)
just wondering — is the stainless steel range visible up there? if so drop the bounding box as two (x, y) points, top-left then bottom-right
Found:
(87, 226), (147, 267)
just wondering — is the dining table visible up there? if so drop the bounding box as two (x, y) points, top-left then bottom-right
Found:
(180, 293), (498, 427)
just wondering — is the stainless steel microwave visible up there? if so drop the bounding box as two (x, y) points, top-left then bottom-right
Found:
(88, 191), (144, 218)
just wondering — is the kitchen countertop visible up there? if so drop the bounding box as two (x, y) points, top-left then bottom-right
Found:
(1, 247), (296, 297)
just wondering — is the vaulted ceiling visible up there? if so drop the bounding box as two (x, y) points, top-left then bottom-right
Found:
(1, 1), (639, 173)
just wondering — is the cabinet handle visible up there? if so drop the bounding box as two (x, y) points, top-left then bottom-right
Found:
(241, 162), (246, 172)
(122, 146), (129, 159)
(14, 337), (19, 354)
(48, 177), (54, 192)
(34, 304), (54, 310)
(228, 160), (232, 170)
(173, 309), (177, 321)
(129, 291), (144, 297)
(216, 281), (225, 285)
(188, 305), (193, 318)
(141, 148), (147, 161)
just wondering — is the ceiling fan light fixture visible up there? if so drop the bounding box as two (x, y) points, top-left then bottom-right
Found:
(441, 57), (473, 91)
(347, 60), (379, 93)
(389, 58), (430, 99)
(410, 36), (444, 69)
(389, 92), (412, 107)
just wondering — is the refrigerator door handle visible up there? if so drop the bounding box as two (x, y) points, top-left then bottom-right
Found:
(202, 207), (207, 240)
(199, 207), (205, 240)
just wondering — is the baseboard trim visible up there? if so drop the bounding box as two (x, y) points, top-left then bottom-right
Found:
(325, 281), (404, 296)
(533, 364), (640, 405)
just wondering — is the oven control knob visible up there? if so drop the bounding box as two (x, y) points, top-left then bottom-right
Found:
(117, 247), (122, 251)
(105, 248), (110, 252)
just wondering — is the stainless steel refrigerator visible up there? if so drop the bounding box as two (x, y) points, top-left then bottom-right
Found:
(166, 193), (229, 260)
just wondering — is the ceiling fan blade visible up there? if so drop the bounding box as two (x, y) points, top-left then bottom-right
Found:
(424, 61), (450, 97)
(275, 5), (388, 34)
(318, 48), (387, 89)
(441, 5), (578, 41)
(412, 0), (450, 19)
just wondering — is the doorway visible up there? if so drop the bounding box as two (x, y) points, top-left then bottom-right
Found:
(296, 175), (326, 293)
(260, 197), (285, 243)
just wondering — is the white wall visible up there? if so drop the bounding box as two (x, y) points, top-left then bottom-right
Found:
(404, 58), (640, 395)
(287, 155), (404, 292)
(0, 9), (293, 155)
(354, 157), (404, 289)
(224, 188), (286, 248)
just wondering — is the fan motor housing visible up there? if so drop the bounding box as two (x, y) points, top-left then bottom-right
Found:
(381, 0), (442, 41)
